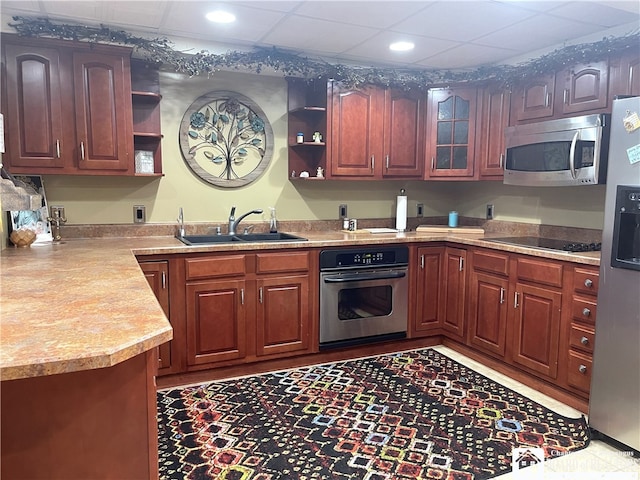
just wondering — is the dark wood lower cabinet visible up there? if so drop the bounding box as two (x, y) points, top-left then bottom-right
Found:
(511, 282), (562, 379)
(414, 246), (445, 334)
(257, 275), (310, 356)
(468, 270), (509, 357)
(180, 250), (315, 371)
(441, 247), (467, 339)
(1, 350), (158, 479)
(139, 245), (596, 412)
(139, 260), (172, 372)
(186, 279), (247, 366)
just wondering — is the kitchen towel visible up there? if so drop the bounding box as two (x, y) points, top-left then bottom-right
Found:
(396, 190), (407, 232)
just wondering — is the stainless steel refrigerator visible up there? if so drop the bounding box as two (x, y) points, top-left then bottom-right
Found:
(589, 95), (640, 452)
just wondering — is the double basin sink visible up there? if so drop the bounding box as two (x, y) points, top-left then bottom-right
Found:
(177, 232), (307, 246)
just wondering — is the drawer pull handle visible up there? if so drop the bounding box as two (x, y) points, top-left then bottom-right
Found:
(514, 292), (520, 309)
(579, 364), (588, 374)
(499, 287), (505, 304)
(580, 336), (589, 346)
(584, 278), (593, 288)
(582, 308), (591, 317)
(420, 255), (424, 269)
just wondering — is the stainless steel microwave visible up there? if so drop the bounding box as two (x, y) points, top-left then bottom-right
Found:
(503, 114), (610, 187)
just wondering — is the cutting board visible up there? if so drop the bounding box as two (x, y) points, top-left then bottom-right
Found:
(416, 225), (485, 234)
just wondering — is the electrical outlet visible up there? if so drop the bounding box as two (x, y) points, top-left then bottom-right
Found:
(339, 204), (348, 219)
(486, 204), (494, 220)
(416, 203), (424, 217)
(133, 205), (146, 224)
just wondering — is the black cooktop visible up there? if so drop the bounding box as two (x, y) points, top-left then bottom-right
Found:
(487, 236), (601, 252)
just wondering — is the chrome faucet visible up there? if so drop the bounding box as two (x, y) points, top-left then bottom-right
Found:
(177, 207), (185, 237)
(47, 205), (67, 242)
(228, 206), (263, 235)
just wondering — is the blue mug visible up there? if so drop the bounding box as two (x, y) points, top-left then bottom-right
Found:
(448, 211), (458, 228)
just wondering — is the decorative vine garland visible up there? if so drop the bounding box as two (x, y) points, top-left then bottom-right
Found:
(8, 15), (640, 90)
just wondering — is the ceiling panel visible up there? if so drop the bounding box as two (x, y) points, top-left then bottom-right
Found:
(0, 0), (637, 70)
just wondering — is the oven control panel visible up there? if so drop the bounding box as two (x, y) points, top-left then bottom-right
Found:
(320, 246), (409, 269)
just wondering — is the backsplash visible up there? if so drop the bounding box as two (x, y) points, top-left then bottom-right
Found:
(58, 216), (602, 243)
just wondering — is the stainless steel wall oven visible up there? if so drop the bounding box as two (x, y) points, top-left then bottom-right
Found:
(319, 245), (409, 349)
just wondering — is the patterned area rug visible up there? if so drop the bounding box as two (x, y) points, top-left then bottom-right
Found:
(157, 348), (590, 479)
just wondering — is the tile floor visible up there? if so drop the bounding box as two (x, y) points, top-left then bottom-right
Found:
(433, 345), (640, 480)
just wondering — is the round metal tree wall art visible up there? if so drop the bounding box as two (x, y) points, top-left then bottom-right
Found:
(179, 91), (274, 188)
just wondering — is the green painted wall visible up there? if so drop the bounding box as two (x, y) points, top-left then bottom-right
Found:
(27, 69), (605, 230)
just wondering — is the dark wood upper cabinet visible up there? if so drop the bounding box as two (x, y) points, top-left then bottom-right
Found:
(425, 87), (477, 178)
(329, 83), (384, 178)
(510, 60), (612, 124)
(510, 73), (556, 123)
(326, 82), (424, 179)
(1, 34), (137, 175)
(558, 60), (609, 115)
(383, 88), (425, 178)
(477, 85), (510, 179)
(73, 51), (133, 172)
(609, 51), (640, 97)
(2, 43), (71, 170)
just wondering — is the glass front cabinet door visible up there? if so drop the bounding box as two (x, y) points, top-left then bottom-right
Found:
(425, 87), (477, 179)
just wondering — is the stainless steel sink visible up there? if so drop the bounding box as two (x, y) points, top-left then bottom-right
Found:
(177, 232), (307, 245)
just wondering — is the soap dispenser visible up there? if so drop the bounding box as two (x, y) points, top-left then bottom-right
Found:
(269, 207), (278, 233)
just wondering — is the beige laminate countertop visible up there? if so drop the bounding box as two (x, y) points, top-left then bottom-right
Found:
(0, 231), (599, 381)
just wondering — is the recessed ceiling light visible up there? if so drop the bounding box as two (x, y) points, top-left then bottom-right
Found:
(206, 10), (236, 24)
(389, 41), (415, 52)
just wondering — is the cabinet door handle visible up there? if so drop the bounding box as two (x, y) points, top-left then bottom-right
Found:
(371, 155), (375, 171)
(582, 308), (591, 317)
(514, 292), (520, 308)
(584, 278), (593, 288)
(385, 155), (389, 170)
(563, 88), (570, 104)
(259, 287), (263, 304)
(580, 336), (590, 346)
(545, 92), (552, 107)
(579, 364), (588, 374)
(240, 288), (245, 305)
(431, 157), (435, 171)
(56, 139), (61, 158)
(500, 287), (505, 304)
(80, 141), (85, 160)
(499, 153), (504, 169)
(161, 271), (166, 290)
(459, 256), (464, 272)
(420, 255), (424, 270)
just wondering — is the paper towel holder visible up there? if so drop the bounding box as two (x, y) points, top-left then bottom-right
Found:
(396, 188), (407, 233)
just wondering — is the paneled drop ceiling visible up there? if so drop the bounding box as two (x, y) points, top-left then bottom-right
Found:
(1, 1), (638, 69)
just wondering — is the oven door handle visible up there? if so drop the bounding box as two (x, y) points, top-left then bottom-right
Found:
(323, 271), (406, 283)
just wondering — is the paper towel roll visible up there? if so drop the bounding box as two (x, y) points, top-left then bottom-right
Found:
(396, 194), (407, 231)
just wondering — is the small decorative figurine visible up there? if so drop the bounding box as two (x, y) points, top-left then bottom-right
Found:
(313, 131), (322, 143)
(316, 166), (324, 178)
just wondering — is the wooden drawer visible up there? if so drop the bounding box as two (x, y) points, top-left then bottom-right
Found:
(255, 251), (310, 274)
(516, 257), (563, 288)
(573, 267), (599, 296)
(569, 324), (595, 354)
(567, 350), (593, 393)
(185, 255), (246, 280)
(571, 296), (597, 324)
(472, 249), (509, 276)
